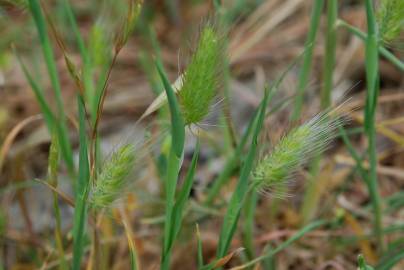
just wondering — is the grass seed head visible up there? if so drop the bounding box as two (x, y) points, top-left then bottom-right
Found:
(252, 112), (343, 197)
(91, 143), (136, 209)
(115, 0), (143, 53)
(179, 23), (225, 125)
(377, 0), (404, 43)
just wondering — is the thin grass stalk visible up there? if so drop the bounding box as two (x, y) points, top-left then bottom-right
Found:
(196, 224), (204, 269)
(72, 95), (91, 270)
(28, 0), (74, 172)
(336, 20), (404, 71)
(300, 0), (338, 224)
(48, 133), (68, 270)
(291, 0), (324, 121)
(15, 50), (55, 131)
(169, 141), (200, 248)
(206, 55), (300, 205)
(61, 0), (95, 113)
(230, 220), (328, 270)
(217, 87), (272, 258)
(242, 191), (258, 261)
(321, 0), (337, 109)
(364, 0), (383, 252)
(155, 60), (185, 270)
(205, 109), (258, 205)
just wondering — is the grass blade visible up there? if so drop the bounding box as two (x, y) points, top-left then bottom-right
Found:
(155, 59), (185, 270)
(291, 0), (324, 121)
(72, 95), (90, 270)
(230, 220), (328, 270)
(364, 0), (383, 252)
(216, 86), (272, 258)
(28, 0), (74, 172)
(169, 140), (200, 248)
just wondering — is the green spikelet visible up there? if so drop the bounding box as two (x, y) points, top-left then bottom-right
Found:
(377, 0), (404, 43)
(91, 144), (135, 209)
(252, 113), (343, 197)
(179, 24), (225, 125)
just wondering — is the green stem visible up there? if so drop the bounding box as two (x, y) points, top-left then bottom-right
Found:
(28, 0), (74, 172)
(337, 20), (404, 71)
(301, 0), (338, 224)
(291, 0), (324, 121)
(321, 0), (337, 109)
(364, 0), (383, 252)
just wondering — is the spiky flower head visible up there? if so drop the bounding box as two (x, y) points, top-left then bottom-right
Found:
(90, 144), (135, 209)
(377, 0), (404, 43)
(252, 113), (343, 197)
(179, 24), (225, 125)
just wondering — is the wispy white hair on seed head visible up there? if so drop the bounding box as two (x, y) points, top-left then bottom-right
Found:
(252, 109), (345, 198)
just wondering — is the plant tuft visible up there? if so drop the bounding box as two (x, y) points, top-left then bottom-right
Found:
(252, 112), (343, 197)
(90, 143), (136, 209)
(179, 24), (225, 125)
(377, 0), (404, 43)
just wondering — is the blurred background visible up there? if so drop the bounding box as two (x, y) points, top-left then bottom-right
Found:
(0, 0), (403, 269)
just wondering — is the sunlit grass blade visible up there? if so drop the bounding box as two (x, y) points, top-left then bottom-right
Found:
(72, 95), (91, 270)
(28, 0), (74, 172)
(155, 59), (185, 270)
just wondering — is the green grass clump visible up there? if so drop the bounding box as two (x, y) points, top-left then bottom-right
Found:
(377, 0), (404, 43)
(90, 143), (136, 209)
(179, 24), (224, 125)
(253, 113), (342, 197)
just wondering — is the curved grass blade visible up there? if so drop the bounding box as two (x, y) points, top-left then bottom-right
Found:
(155, 59), (185, 270)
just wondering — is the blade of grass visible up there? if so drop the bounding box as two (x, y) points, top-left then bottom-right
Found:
(336, 20), (404, 71)
(291, 0), (324, 121)
(28, 0), (74, 172)
(321, 0), (337, 109)
(230, 219), (328, 270)
(155, 59), (185, 270)
(14, 49), (55, 130)
(72, 95), (91, 270)
(242, 191), (258, 261)
(364, 0), (384, 252)
(48, 132), (68, 270)
(60, 0), (95, 115)
(216, 85), (272, 259)
(300, 0), (338, 223)
(169, 141), (200, 249)
(205, 55), (300, 205)
(196, 224), (204, 269)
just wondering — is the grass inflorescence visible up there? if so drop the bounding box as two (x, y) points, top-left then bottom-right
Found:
(253, 113), (343, 197)
(90, 143), (136, 209)
(179, 24), (225, 125)
(377, 0), (404, 43)
(5, 0), (404, 269)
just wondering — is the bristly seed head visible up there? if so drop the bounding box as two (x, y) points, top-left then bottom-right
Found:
(377, 0), (404, 43)
(179, 24), (225, 125)
(90, 143), (136, 209)
(252, 112), (344, 198)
